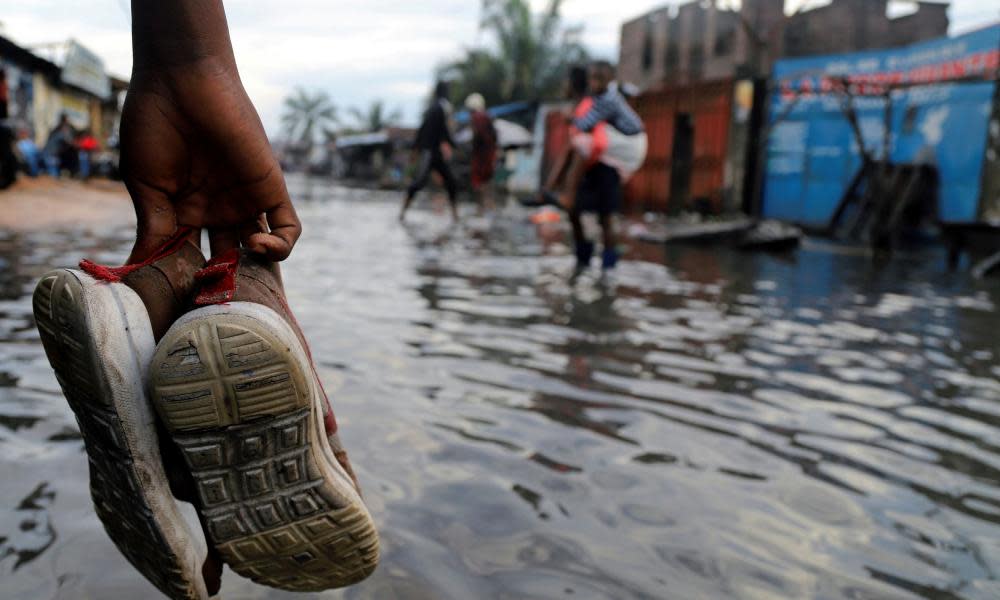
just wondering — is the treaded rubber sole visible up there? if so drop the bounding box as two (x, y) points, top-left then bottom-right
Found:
(149, 304), (379, 591)
(33, 270), (208, 600)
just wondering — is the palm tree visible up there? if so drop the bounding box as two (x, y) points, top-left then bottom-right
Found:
(440, 0), (587, 106)
(280, 87), (338, 150)
(439, 49), (508, 108)
(347, 100), (403, 133)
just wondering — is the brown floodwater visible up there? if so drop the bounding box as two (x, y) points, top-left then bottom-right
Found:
(2, 177), (999, 599)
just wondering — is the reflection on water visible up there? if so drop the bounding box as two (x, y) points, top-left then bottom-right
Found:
(2, 178), (999, 599)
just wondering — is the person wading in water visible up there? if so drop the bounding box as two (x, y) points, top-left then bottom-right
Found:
(465, 92), (497, 213)
(400, 81), (459, 222)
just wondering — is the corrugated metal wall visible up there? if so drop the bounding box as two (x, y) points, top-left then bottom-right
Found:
(626, 79), (735, 213)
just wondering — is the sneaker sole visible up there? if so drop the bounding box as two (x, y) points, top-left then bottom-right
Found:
(149, 303), (379, 591)
(33, 270), (209, 600)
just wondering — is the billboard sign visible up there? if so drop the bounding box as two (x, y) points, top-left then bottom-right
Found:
(762, 25), (1000, 226)
(61, 40), (110, 100)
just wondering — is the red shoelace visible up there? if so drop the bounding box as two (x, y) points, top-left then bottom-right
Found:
(79, 227), (195, 283)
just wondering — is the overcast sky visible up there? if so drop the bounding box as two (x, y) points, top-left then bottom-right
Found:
(0, 1), (995, 135)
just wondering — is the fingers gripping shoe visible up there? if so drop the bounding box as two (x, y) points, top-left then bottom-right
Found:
(149, 250), (379, 592)
(33, 230), (214, 600)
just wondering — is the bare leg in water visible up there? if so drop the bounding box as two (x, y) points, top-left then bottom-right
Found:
(401, 150), (458, 222)
(447, 191), (459, 222)
(557, 154), (588, 211)
(569, 205), (595, 277)
(569, 208), (586, 253)
(599, 212), (616, 258)
(539, 145), (589, 213)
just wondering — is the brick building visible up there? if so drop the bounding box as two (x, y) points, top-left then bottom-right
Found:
(620, 0), (784, 89)
(783, 0), (949, 57)
(619, 0), (951, 91)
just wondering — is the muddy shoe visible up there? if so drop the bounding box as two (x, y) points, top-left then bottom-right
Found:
(32, 230), (215, 600)
(148, 249), (379, 592)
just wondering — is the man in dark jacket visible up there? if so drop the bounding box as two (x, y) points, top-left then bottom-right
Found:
(400, 81), (458, 222)
(43, 114), (75, 177)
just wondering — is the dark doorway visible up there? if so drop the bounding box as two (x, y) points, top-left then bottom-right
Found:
(669, 113), (694, 211)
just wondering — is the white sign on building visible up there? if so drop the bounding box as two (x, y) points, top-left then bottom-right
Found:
(60, 40), (110, 101)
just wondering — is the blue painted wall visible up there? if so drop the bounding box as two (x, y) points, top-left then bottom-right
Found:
(762, 25), (1000, 227)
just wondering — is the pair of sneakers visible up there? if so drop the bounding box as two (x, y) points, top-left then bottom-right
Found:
(32, 229), (378, 599)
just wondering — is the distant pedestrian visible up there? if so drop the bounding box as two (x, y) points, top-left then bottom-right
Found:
(43, 114), (75, 177)
(0, 124), (14, 189)
(0, 70), (9, 120)
(0, 71), (13, 188)
(546, 62), (647, 273)
(400, 81), (458, 222)
(541, 65), (596, 198)
(15, 127), (42, 177)
(76, 129), (99, 179)
(571, 61), (647, 189)
(465, 93), (497, 211)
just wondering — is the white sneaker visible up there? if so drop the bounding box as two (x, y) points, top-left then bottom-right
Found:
(149, 301), (379, 591)
(34, 270), (212, 600)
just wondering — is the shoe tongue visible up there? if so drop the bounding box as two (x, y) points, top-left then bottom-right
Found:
(193, 249), (285, 307)
(193, 249), (241, 305)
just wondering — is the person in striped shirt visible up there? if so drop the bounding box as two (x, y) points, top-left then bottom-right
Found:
(543, 61), (648, 272)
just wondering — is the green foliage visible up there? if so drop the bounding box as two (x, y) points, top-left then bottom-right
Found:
(347, 100), (404, 133)
(280, 87), (338, 147)
(438, 0), (588, 107)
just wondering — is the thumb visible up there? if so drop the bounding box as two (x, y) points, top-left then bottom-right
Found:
(244, 198), (302, 262)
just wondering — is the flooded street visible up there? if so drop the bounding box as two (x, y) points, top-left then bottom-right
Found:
(2, 177), (1000, 599)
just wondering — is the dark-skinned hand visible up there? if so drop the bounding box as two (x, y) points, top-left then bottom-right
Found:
(120, 58), (300, 263)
